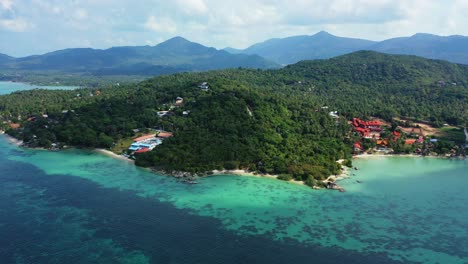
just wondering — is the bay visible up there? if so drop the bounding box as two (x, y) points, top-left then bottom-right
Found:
(0, 136), (467, 263)
(0, 81), (79, 95)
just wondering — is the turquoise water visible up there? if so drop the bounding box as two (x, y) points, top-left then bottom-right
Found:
(0, 136), (467, 263)
(0, 81), (79, 95)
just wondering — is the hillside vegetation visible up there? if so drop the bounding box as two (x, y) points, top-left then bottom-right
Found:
(1, 52), (467, 184)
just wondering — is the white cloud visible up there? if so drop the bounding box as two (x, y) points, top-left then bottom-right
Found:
(2, 0), (468, 56)
(176, 0), (208, 15)
(144, 15), (177, 33)
(0, 17), (32, 32)
(74, 8), (88, 20)
(0, 0), (13, 10)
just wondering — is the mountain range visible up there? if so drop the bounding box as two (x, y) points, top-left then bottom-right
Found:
(225, 31), (468, 65)
(2, 32), (468, 76)
(226, 31), (376, 65)
(0, 37), (279, 75)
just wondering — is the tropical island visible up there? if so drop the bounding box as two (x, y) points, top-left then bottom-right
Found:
(1, 51), (467, 188)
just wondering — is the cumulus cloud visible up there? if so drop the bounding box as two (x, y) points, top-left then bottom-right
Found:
(176, 0), (208, 15)
(144, 16), (177, 33)
(0, 17), (32, 32)
(0, 0), (13, 10)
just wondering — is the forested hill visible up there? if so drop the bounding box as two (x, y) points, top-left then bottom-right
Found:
(1, 51), (467, 184)
(226, 32), (468, 65)
(0, 37), (278, 75)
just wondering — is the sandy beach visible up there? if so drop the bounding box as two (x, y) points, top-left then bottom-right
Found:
(211, 169), (306, 186)
(1, 133), (23, 146)
(95, 148), (135, 163)
(353, 153), (421, 159)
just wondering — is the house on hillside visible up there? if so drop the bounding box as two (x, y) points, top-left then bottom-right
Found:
(157, 111), (173, 117)
(198, 82), (209, 91)
(157, 132), (173, 139)
(329, 111), (339, 119)
(354, 142), (363, 153)
(175, 97), (184, 106)
(9, 123), (20, 129)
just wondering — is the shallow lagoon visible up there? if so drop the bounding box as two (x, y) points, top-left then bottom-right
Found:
(0, 136), (467, 263)
(0, 81), (78, 95)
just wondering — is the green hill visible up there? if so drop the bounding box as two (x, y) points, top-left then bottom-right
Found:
(1, 52), (467, 185)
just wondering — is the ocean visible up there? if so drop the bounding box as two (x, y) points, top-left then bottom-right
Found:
(0, 136), (467, 264)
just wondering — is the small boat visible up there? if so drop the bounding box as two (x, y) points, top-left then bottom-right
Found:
(356, 180), (363, 183)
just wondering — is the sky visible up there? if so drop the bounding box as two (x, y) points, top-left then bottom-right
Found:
(1, 0), (468, 57)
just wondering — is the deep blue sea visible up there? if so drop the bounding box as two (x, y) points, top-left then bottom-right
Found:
(0, 136), (467, 264)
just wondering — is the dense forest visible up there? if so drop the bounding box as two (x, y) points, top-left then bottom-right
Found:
(1, 51), (467, 185)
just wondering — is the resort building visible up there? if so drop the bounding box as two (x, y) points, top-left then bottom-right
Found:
(175, 97), (184, 106)
(198, 82), (209, 91)
(128, 134), (163, 152)
(352, 118), (382, 138)
(157, 132), (173, 139)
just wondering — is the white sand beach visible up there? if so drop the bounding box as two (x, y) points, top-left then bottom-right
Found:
(95, 148), (135, 163)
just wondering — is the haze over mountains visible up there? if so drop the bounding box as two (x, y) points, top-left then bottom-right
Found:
(226, 31), (376, 65)
(226, 31), (468, 65)
(0, 37), (278, 75)
(1, 32), (468, 77)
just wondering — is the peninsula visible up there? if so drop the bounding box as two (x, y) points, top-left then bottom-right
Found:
(1, 51), (467, 188)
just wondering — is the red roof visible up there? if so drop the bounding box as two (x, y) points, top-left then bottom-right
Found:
(393, 131), (401, 137)
(135, 148), (150, 154)
(157, 132), (173, 138)
(354, 142), (362, 149)
(405, 139), (416, 145)
(9, 123), (20, 129)
(134, 134), (156, 142)
(352, 118), (382, 127)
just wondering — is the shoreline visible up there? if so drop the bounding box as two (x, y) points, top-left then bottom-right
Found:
(95, 148), (135, 163)
(1, 133), (23, 146)
(353, 153), (466, 160)
(211, 169), (306, 186)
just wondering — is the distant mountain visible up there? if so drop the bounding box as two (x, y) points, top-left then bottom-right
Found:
(1, 37), (279, 75)
(223, 47), (243, 54)
(226, 31), (468, 65)
(0, 53), (13, 64)
(230, 31), (376, 65)
(368, 33), (468, 65)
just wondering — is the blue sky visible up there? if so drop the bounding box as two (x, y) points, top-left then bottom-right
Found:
(1, 0), (467, 57)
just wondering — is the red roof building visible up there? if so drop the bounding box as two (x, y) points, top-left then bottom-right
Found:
(135, 148), (150, 154)
(405, 139), (416, 145)
(134, 134), (156, 142)
(352, 118), (382, 138)
(157, 132), (173, 138)
(9, 123), (20, 129)
(354, 142), (363, 153)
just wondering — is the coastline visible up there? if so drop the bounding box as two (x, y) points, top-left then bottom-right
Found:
(1, 133), (23, 146)
(95, 148), (135, 163)
(352, 153), (465, 160)
(211, 169), (306, 186)
(353, 153), (420, 159)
